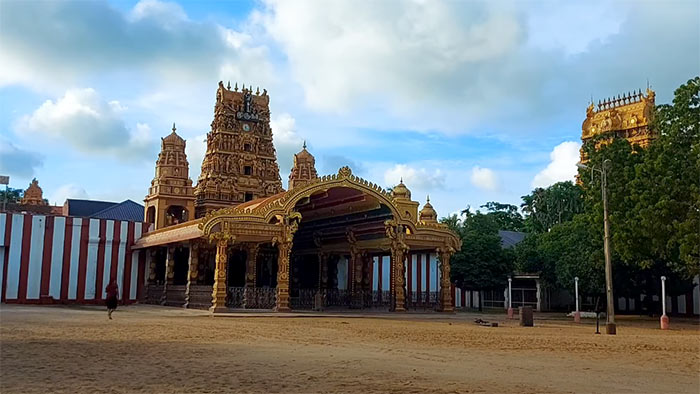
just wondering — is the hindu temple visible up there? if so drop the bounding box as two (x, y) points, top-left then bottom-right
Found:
(134, 82), (460, 313)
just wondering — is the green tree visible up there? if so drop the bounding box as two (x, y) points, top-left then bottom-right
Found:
(0, 187), (23, 204)
(521, 181), (584, 233)
(442, 212), (514, 310)
(480, 201), (525, 231)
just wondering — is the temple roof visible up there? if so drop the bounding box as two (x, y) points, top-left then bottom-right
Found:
(162, 124), (185, 145)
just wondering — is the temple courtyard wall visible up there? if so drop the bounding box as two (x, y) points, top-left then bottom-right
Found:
(1, 211), (698, 316)
(0, 213), (147, 304)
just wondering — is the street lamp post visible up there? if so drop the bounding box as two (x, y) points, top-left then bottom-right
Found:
(577, 159), (616, 335)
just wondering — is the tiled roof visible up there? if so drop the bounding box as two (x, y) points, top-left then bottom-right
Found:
(65, 199), (116, 217)
(498, 230), (527, 249)
(91, 200), (144, 222)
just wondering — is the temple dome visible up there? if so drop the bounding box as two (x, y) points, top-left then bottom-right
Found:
(288, 141), (318, 189)
(162, 123), (185, 146)
(391, 179), (411, 200)
(419, 196), (438, 223)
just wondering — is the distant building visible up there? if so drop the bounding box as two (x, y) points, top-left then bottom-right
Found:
(580, 88), (657, 163)
(63, 199), (144, 222)
(3, 179), (62, 216)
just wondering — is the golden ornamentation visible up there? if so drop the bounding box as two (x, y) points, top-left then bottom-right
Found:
(581, 88), (657, 163)
(210, 236), (233, 313)
(437, 246), (456, 312)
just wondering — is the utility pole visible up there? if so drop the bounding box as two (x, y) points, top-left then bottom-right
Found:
(601, 159), (615, 334)
(577, 159), (616, 335)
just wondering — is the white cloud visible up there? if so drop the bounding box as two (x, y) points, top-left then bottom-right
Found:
(470, 166), (498, 191)
(129, 0), (188, 26)
(384, 164), (446, 190)
(16, 88), (155, 160)
(271, 113), (304, 178)
(531, 141), (581, 188)
(0, 0), (274, 91)
(49, 184), (89, 206)
(261, 0), (520, 113)
(0, 140), (44, 179)
(257, 0), (698, 135)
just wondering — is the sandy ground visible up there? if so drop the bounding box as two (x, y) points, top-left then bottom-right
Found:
(1, 305), (698, 394)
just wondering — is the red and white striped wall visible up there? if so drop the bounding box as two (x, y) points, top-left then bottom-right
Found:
(0, 213), (147, 304)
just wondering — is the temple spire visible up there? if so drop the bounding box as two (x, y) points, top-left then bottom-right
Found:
(303, 140), (307, 149)
(172, 122), (176, 132)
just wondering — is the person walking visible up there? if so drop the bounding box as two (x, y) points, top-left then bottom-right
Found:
(105, 280), (119, 320)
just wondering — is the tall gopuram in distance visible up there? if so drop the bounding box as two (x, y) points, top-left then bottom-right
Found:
(580, 87), (657, 163)
(194, 81), (283, 217)
(144, 124), (195, 230)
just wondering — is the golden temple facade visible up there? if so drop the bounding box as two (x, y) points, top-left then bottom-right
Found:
(194, 82), (283, 217)
(581, 88), (657, 163)
(136, 82), (460, 313)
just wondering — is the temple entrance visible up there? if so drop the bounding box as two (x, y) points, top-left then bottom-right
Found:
(288, 186), (395, 310)
(172, 246), (189, 285)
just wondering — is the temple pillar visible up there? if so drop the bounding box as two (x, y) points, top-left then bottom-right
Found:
(243, 243), (259, 308)
(438, 247), (455, 313)
(391, 245), (407, 312)
(317, 252), (328, 306)
(184, 242), (199, 308)
(351, 251), (364, 308)
(362, 253), (372, 306)
(276, 241), (292, 312)
(161, 246), (174, 305)
(210, 236), (232, 314)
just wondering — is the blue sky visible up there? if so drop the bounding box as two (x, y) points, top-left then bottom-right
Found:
(1, 0), (698, 217)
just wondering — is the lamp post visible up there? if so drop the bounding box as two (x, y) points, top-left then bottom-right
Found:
(577, 159), (616, 335)
(507, 277), (513, 319)
(574, 276), (581, 323)
(660, 276), (669, 330)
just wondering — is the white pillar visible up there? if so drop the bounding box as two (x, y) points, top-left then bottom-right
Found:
(661, 276), (667, 315)
(508, 277), (512, 308)
(660, 276), (669, 330)
(575, 277), (580, 312)
(507, 277), (513, 318)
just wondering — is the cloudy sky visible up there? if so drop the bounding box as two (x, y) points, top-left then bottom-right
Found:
(0, 0), (698, 217)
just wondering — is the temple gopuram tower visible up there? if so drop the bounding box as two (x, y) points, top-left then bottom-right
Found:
(20, 178), (48, 205)
(288, 142), (318, 189)
(144, 124), (195, 230)
(194, 81), (283, 217)
(581, 88), (657, 163)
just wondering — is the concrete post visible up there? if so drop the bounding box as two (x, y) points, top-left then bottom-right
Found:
(507, 277), (514, 319)
(660, 276), (669, 330)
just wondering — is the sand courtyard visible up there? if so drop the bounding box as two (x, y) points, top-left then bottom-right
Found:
(1, 305), (698, 393)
